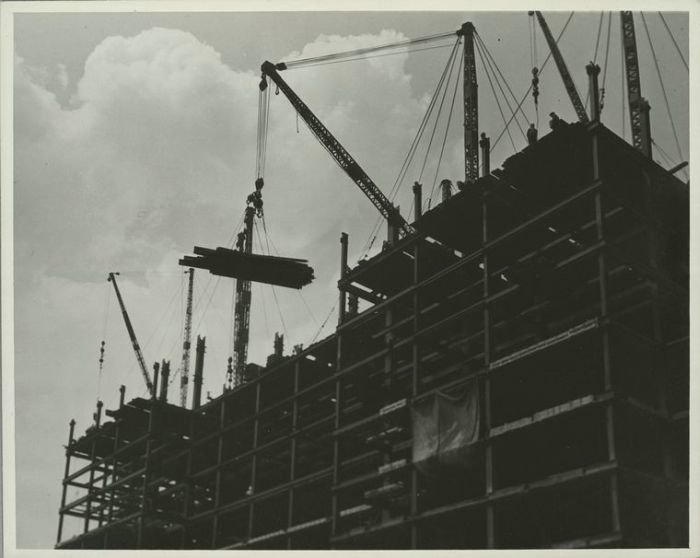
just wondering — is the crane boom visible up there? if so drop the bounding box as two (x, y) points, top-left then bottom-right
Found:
(620, 11), (651, 157)
(534, 12), (590, 124)
(260, 61), (412, 237)
(179, 268), (194, 407)
(108, 272), (153, 395)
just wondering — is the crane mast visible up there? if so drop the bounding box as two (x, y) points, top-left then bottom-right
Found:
(179, 268), (194, 407)
(461, 22), (479, 184)
(107, 272), (153, 396)
(231, 205), (256, 389)
(533, 11), (590, 124)
(259, 61), (411, 238)
(620, 11), (652, 157)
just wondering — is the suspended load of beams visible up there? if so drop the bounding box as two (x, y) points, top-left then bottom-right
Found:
(180, 246), (315, 289)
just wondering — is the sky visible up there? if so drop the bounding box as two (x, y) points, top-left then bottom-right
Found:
(7, 5), (689, 550)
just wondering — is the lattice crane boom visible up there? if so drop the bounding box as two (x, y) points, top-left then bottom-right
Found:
(107, 272), (153, 396)
(179, 268), (194, 407)
(534, 11), (590, 124)
(620, 11), (652, 157)
(259, 61), (412, 237)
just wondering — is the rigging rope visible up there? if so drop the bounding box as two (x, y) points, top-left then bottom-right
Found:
(262, 214), (319, 330)
(361, 37), (462, 256)
(657, 12), (688, 72)
(475, 38), (517, 153)
(282, 30), (457, 69)
(310, 304), (336, 344)
(600, 12), (613, 112)
(254, 220), (288, 339)
(286, 42), (456, 71)
(418, 39), (461, 183)
(489, 12), (574, 153)
(474, 31), (531, 136)
(425, 53), (463, 211)
(475, 34), (527, 140)
(640, 12), (686, 175)
(585, 12), (605, 110)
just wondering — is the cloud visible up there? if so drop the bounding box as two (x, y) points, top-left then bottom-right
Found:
(13, 26), (464, 547)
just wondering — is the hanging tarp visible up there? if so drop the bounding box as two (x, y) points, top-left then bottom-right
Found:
(412, 383), (480, 476)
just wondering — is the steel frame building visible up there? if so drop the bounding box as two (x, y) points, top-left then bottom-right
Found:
(56, 121), (689, 549)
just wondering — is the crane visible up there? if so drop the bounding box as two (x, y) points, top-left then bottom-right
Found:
(259, 61), (412, 241)
(620, 11), (652, 157)
(533, 11), (590, 124)
(107, 272), (153, 396)
(179, 268), (195, 407)
(231, 205), (256, 389)
(461, 22), (479, 184)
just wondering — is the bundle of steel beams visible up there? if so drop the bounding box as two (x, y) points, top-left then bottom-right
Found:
(179, 246), (314, 289)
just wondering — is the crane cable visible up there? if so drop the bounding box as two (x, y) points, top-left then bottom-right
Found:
(600, 12), (613, 113)
(310, 304), (336, 344)
(639, 12), (687, 180)
(474, 37), (518, 154)
(424, 52), (463, 211)
(657, 12), (688, 72)
(285, 42), (457, 71)
(281, 30), (458, 69)
(489, 12), (575, 154)
(476, 34), (527, 148)
(584, 12), (605, 111)
(474, 31), (531, 137)
(418, 38), (462, 184)
(262, 214), (319, 330)
(361, 37), (462, 256)
(528, 12), (540, 123)
(254, 219), (289, 339)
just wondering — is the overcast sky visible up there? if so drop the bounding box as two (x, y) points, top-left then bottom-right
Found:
(9, 6), (688, 549)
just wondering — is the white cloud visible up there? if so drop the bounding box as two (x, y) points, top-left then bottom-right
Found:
(13, 25), (463, 548)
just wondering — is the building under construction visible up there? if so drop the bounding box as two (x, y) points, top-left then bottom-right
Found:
(55, 13), (689, 550)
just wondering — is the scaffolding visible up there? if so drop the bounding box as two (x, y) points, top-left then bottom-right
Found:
(56, 121), (688, 549)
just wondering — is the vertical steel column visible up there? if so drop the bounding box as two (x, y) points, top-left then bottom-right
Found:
(192, 336), (206, 410)
(211, 397), (227, 548)
(159, 360), (170, 402)
(137, 399), (157, 548)
(586, 63), (602, 122)
(287, 361), (300, 549)
(338, 233), (349, 325)
(479, 134), (490, 177)
(247, 382), (261, 540)
(413, 182), (423, 221)
(56, 418), (76, 545)
(482, 190), (495, 548)
(592, 124), (621, 535)
(330, 377), (341, 544)
(461, 22), (479, 184)
(410, 239), (421, 548)
(105, 386), (125, 547)
(84, 400), (103, 535)
(181, 408), (195, 548)
(642, 170), (674, 542)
